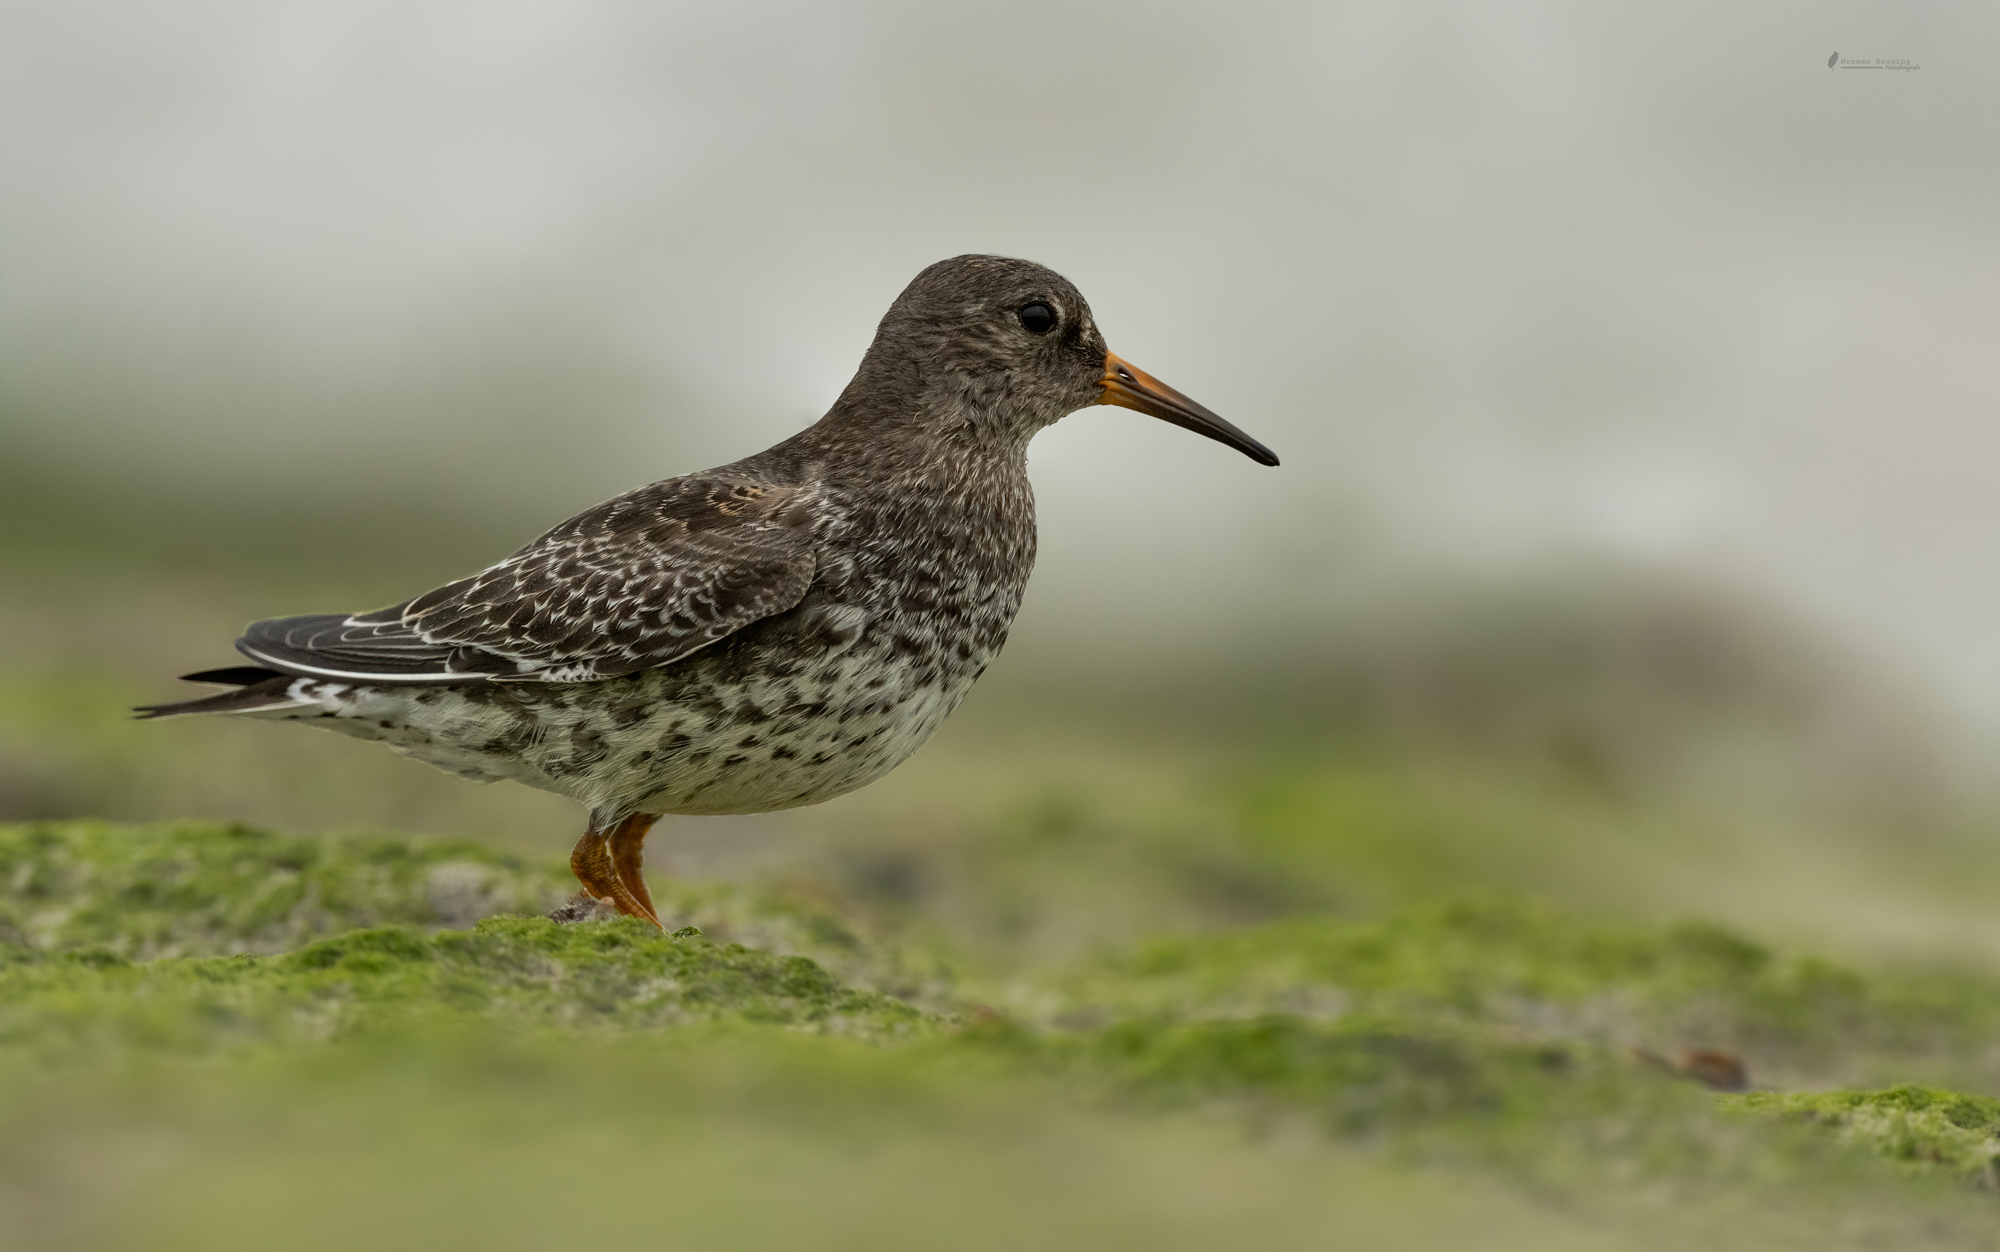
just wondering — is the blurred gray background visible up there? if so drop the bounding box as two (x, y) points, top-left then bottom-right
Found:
(3, 1), (1996, 814)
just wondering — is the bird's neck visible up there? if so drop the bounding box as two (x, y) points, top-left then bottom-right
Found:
(796, 363), (1039, 480)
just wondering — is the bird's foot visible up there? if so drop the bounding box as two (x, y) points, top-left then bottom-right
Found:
(548, 891), (622, 924)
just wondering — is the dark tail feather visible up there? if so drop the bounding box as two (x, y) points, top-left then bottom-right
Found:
(180, 666), (285, 687)
(135, 671), (301, 720)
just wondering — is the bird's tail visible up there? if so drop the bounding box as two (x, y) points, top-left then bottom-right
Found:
(133, 667), (305, 719)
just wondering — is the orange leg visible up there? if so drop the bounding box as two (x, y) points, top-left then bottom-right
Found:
(569, 813), (661, 928)
(607, 812), (661, 925)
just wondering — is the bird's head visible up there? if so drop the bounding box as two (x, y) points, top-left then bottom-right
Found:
(847, 255), (1277, 467)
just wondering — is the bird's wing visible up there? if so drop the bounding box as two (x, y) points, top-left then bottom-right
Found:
(235, 476), (819, 684)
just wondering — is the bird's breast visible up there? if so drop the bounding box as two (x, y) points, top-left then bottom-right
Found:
(605, 472), (1038, 813)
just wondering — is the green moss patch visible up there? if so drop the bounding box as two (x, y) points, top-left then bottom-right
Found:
(1043, 898), (2000, 1092)
(0, 819), (920, 995)
(0, 914), (925, 1058)
(0, 819), (564, 958)
(1726, 1086), (2000, 1185)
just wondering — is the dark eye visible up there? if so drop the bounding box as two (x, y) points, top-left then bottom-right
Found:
(1017, 302), (1056, 335)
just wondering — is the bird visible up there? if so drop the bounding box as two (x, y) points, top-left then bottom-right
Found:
(138, 255), (1279, 927)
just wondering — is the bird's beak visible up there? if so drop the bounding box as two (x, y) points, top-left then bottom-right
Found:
(1095, 352), (1279, 466)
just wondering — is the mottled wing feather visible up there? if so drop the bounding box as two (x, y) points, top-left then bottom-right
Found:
(236, 476), (818, 684)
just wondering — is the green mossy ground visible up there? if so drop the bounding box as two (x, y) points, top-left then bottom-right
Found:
(1725, 1086), (2000, 1185)
(5, 818), (2000, 1249)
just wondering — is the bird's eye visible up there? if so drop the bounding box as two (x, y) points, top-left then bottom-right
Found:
(1017, 302), (1057, 335)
